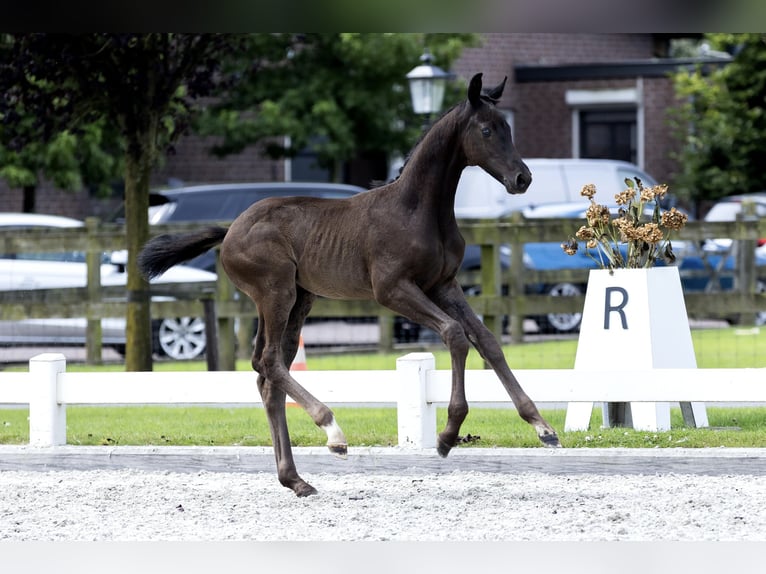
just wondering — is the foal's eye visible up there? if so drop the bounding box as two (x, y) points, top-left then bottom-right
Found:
(481, 127), (491, 137)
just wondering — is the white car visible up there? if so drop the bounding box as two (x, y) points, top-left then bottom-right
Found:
(0, 212), (217, 360)
(703, 192), (766, 253)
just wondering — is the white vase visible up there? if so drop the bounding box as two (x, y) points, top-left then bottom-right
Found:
(564, 266), (708, 432)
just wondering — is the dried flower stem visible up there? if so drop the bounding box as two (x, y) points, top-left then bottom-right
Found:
(562, 178), (687, 270)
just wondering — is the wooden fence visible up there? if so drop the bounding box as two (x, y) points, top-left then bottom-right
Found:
(2, 352), (765, 448)
(1, 216), (764, 367)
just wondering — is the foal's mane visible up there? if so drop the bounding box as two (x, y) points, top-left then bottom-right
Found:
(386, 88), (501, 186)
(386, 101), (465, 184)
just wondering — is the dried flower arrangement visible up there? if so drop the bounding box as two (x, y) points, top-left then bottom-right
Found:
(561, 177), (688, 269)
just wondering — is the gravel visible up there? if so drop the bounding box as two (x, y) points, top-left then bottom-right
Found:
(2, 467), (765, 541)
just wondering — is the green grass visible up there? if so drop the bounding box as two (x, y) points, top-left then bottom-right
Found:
(1, 405), (765, 448)
(1, 326), (763, 448)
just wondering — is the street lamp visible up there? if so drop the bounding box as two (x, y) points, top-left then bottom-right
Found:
(406, 48), (452, 116)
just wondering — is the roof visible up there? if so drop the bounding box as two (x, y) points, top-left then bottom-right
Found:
(154, 181), (367, 198)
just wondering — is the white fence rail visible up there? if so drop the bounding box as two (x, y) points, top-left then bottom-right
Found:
(1, 352), (765, 448)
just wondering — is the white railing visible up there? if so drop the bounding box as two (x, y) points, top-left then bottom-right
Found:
(1, 352), (765, 448)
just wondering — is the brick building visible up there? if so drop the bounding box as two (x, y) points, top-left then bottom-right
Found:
(454, 33), (713, 189)
(1, 33), (719, 219)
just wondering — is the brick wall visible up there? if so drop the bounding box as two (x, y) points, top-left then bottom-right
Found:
(0, 181), (102, 220)
(642, 76), (683, 185)
(151, 134), (284, 188)
(453, 33), (656, 100)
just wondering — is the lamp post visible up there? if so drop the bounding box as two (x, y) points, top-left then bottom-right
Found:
(406, 48), (452, 117)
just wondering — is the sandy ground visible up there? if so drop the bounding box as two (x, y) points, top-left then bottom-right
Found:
(1, 467), (764, 542)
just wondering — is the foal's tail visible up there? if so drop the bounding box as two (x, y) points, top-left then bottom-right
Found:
(138, 226), (228, 280)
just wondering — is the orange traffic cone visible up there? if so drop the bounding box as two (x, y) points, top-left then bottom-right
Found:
(290, 335), (307, 371)
(287, 335), (306, 408)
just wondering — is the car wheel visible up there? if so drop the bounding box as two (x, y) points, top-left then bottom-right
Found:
(536, 282), (584, 334)
(152, 317), (207, 360)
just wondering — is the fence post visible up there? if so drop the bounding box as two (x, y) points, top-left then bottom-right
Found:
(214, 249), (237, 371)
(508, 211), (525, 344)
(736, 202), (758, 326)
(85, 217), (103, 365)
(396, 352), (436, 449)
(29, 353), (67, 446)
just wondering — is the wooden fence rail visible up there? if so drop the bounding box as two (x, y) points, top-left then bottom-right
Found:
(2, 353), (765, 448)
(1, 216), (764, 366)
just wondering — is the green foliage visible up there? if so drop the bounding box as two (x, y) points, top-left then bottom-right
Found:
(0, 34), (256, 370)
(195, 33), (481, 179)
(671, 33), (766, 204)
(0, 119), (123, 201)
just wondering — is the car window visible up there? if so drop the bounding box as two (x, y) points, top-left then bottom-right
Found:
(0, 224), (95, 263)
(160, 187), (362, 223)
(14, 251), (88, 263)
(166, 194), (223, 221)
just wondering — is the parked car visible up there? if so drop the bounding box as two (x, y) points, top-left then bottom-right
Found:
(454, 158), (662, 218)
(522, 199), (766, 328)
(0, 213), (218, 360)
(457, 174), (763, 332)
(118, 181), (423, 345)
(126, 182), (370, 273)
(702, 192), (766, 252)
(454, 160), (665, 335)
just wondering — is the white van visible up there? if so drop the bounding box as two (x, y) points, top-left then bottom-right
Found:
(453, 158), (659, 219)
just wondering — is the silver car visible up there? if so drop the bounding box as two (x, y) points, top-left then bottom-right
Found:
(0, 212), (217, 360)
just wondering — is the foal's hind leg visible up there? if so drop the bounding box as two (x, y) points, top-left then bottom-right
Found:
(432, 281), (560, 450)
(251, 291), (322, 496)
(251, 286), (347, 496)
(256, 373), (317, 497)
(374, 280), (472, 456)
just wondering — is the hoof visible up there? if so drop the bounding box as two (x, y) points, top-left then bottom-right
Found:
(328, 443), (348, 459)
(436, 438), (453, 458)
(295, 483), (318, 497)
(540, 432), (562, 448)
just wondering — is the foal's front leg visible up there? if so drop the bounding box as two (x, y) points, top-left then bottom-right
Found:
(432, 282), (561, 449)
(375, 281), (471, 455)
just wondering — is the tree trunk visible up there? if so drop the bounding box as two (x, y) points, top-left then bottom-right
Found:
(123, 125), (156, 372)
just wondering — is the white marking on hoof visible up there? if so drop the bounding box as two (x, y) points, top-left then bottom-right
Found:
(322, 417), (347, 447)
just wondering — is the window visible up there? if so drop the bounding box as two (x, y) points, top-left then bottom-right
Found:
(580, 109), (637, 164)
(566, 87), (643, 167)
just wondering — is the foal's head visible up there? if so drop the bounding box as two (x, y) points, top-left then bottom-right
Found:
(461, 73), (531, 195)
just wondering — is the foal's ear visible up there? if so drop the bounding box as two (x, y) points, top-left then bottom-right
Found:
(484, 77), (507, 104)
(468, 73), (483, 107)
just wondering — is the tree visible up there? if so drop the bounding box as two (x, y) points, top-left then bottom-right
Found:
(671, 33), (766, 209)
(0, 33), (250, 370)
(0, 118), (123, 212)
(195, 33), (480, 183)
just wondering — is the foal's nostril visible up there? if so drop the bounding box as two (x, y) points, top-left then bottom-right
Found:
(515, 171), (531, 191)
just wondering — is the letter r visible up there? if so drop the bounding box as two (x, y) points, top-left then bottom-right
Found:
(604, 286), (629, 329)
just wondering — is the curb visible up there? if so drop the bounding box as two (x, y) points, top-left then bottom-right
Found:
(2, 446), (766, 476)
